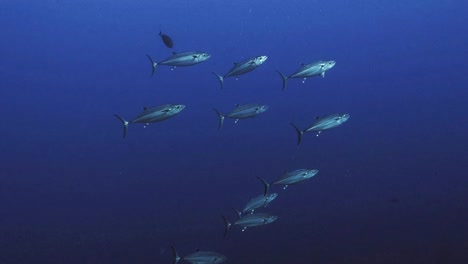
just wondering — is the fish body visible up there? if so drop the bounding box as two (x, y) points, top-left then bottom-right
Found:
(276, 60), (336, 90)
(146, 52), (211, 76)
(258, 169), (319, 195)
(184, 251), (226, 264)
(242, 193), (278, 215)
(291, 113), (350, 144)
(213, 104), (269, 129)
(159, 31), (174, 48)
(172, 247), (226, 264)
(114, 104), (185, 138)
(221, 213), (278, 237)
(212, 55), (268, 89)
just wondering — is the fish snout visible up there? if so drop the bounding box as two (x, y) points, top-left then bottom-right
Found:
(176, 105), (186, 111)
(259, 56), (268, 63)
(341, 113), (350, 121)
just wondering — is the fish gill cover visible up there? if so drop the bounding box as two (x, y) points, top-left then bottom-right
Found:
(0, 0), (468, 264)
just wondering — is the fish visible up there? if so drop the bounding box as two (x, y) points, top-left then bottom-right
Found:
(291, 113), (350, 144)
(239, 193), (278, 215)
(213, 104), (269, 129)
(276, 60), (336, 90)
(212, 55), (268, 89)
(159, 31), (173, 48)
(221, 212), (278, 237)
(172, 246), (226, 264)
(114, 104), (185, 138)
(146, 52), (211, 76)
(257, 169), (319, 195)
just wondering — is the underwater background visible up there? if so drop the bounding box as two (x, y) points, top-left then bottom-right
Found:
(1, 0), (468, 263)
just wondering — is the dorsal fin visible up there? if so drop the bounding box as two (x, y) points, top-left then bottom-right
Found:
(315, 116), (320, 120)
(172, 52), (177, 55)
(233, 62), (238, 66)
(235, 104), (240, 107)
(143, 107), (148, 111)
(283, 170), (287, 174)
(301, 63), (305, 66)
(195, 248), (200, 252)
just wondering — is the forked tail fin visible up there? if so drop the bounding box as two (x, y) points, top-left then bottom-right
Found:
(257, 177), (270, 196)
(275, 70), (288, 91)
(114, 114), (129, 138)
(146, 54), (158, 76)
(232, 208), (242, 218)
(213, 108), (225, 129)
(171, 246), (181, 264)
(211, 72), (224, 89)
(290, 123), (304, 145)
(221, 215), (232, 238)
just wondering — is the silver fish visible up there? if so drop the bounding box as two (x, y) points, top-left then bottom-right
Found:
(172, 246), (226, 264)
(213, 104), (269, 129)
(114, 104), (185, 138)
(212, 55), (268, 89)
(291, 113), (350, 144)
(258, 169), (319, 195)
(276, 60), (336, 90)
(221, 213), (278, 237)
(146, 51), (211, 76)
(240, 193), (278, 215)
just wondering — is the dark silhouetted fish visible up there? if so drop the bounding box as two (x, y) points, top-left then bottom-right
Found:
(276, 60), (336, 90)
(159, 31), (173, 48)
(146, 52), (211, 76)
(114, 104), (185, 138)
(212, 55), (268, 89)
(213, 104), (269, 129)
(291, 113), (350, 144)
(257, 169), (319, 195)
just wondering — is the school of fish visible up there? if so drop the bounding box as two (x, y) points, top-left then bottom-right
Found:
(114, 31), (351, 263)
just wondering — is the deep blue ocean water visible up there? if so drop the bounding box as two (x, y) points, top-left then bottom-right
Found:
(1, 0), (468, 263)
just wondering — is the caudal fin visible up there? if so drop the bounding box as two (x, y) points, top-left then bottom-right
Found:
(290, 123), (304, 145)
(221, 215), (232, 238)
(146, 54), (158, 76)
(257, 177), (270, 196)
(275, 70), (288, 91)
(213, 108), (225, 129)
(211, 72), (224, 89)
(114, 114), (129, 138)
(232, 208), (242, 218)
(171, 246), (181, 264)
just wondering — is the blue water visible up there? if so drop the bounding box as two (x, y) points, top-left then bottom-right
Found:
(1, 0), (467, 263)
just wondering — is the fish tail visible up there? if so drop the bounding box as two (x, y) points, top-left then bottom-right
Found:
(211, 72), (224, 89)
(146, 54), (158, 76)
(213, 108), (225, 129)
(232, 208), (242, 218)
(290, 123), (304, 145)
(171, 246), (181, 264)
(221, 215), (232, 238)
(257, 177), (270, 196)
(114, 114), (129, 138)
(275, 70), (288, 91)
